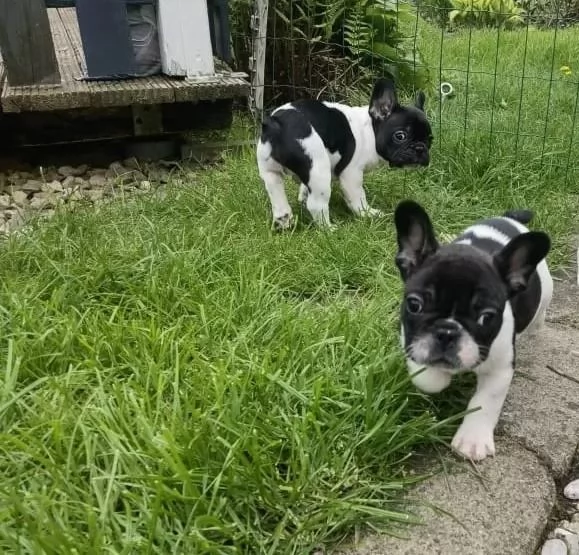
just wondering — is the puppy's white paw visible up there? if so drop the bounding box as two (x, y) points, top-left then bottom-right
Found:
(298, 184), (309, 203)
(451, 420), (496, 461)
(363, 208), (384, 219)
(273, 213), (294, 231)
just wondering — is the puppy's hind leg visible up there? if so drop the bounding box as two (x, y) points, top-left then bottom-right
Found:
(296, 134), (333, 227)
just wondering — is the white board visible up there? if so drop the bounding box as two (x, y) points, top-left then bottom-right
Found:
(157, 0), (215, 77)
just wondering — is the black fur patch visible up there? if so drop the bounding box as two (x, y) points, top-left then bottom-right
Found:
(261, 100), (356, 182)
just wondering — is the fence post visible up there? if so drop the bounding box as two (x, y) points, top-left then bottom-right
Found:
(0, 0), (60, 86)
(249, 0), (268, 122)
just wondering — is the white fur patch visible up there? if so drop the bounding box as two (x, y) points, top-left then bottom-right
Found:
(461, 223), (511, 246)
(456, 333), (481, 369)
(407, 359), (452, 393)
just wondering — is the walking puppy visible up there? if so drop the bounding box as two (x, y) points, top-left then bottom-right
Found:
(394, 200), (553, 461)
(257, 79), (432, 229)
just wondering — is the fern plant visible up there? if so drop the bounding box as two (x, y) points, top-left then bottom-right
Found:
(319, 0), (430, 91)
(230, 0), (430, 106)
(449, 0), (524, 27)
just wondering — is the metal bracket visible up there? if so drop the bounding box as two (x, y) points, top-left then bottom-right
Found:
(131, 104), (163, 136)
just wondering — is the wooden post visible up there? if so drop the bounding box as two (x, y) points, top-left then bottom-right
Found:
(249, 0), (268, 121)
(0, 0), (60, 86)
(157, 0), (215, 77)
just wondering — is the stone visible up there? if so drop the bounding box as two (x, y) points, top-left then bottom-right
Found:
(87, 168), (107, 178)
(7, 211), (24, 230)
(12, 190), (29, 206)
(139, 180), (152, 191)
(148, 167), (171, 183)
(0, 194), (11, 209)
(21, 180), (43, 193)
(84, 189), (104, 202)
(42, 180), (63, 193)
(106, 161), (146, 184)
(30, 192), (59, 209)
(74, 177), (90, 190)
(67, 190), (84, 202)
(58, 165), (88, 178)
(541, 538), (569, 555)
(565, 480), (579, 500)
(30, 197), (48, 210)
(58, 166), (76, 177)
(106, 161), (126, 179)
(39, 167), (60, 182)
(62, 176), (76, 190)
(555, 527), (579, 555)
(123, 157), (140, 170)
(564, 516), (579, 535)
(89, 174), (108, 188)
(338, 442), (554, 555)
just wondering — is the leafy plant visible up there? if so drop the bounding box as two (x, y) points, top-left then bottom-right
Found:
(416, 0), (454, 27)
(319, 0), (430, 92)
(229, 0), (431, 107)
(449, 0), (525, 27)
(516, 0), (579, 27)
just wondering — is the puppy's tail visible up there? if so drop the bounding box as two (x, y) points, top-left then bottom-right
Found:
(503, 209), (534, 224)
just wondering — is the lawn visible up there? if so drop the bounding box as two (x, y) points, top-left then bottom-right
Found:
(0, 23), (578, 555)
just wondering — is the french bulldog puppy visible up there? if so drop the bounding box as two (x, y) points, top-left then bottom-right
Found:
(394, 200), (553, 461)
(257, 79), (432, 230)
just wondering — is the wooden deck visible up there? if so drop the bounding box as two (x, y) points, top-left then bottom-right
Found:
(0, 8), (249, 114)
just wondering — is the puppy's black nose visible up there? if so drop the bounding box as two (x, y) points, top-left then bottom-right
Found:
(435, 323), (461, 349)
(415, 143), (426, 153)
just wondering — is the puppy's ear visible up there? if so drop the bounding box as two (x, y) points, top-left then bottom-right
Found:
(394, 200), (438, 280)
(415, 91), (426, 111)
(493, 231), (550, 296)
(369, 78), (398, 120)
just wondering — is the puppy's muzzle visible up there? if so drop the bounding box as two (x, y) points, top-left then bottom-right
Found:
(435, 320), (461, 350)
(414, 142), (430, 166)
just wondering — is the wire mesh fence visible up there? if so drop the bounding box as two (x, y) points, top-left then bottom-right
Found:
(229, 0), (579, 183)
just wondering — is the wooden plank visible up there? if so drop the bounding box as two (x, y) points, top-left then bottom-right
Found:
(0, 7), (248, 113)
(157, 0), (215, 77)
(58, 7), (174, 107)
(0, 0), (60, 86)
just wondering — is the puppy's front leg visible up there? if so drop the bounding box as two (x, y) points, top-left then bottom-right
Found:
(338, 168), (383, 218)
(451, 365), (514, 461)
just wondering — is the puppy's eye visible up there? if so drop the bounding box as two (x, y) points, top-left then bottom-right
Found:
(477, 310), (497, 326)
(393, 130), (407, 143)
(406, 294), (423, 314)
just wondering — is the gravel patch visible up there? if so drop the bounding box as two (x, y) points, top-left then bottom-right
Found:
(0, 159), (175, 235)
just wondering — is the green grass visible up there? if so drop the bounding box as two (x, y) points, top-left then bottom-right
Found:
(415, 22), (579, 178)
(1, 23), (579, 555)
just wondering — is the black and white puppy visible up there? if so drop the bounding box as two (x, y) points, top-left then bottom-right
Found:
(257, 79), (432, 230)
(394, 200), (553, 461)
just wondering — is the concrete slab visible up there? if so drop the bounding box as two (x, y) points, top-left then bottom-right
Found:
(341, 281), (579, 555)
(501, 324), (579, 475)
(338, 443), (554, 555)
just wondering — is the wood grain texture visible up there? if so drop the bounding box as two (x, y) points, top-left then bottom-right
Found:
(0, 0), (61, 86)
(0, 8), (248, 113)
(251, 0), (268, 117)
